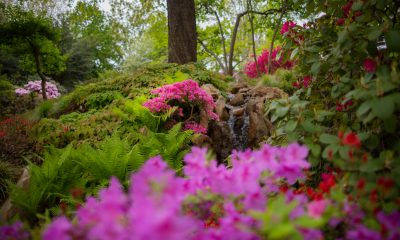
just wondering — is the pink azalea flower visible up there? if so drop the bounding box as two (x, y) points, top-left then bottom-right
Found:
(336, 103), (343, 111)
(363, 59), (376, 71)
(376, 211), (400, 231)
(303, 76), (310, 87)
(343, 1), (354, 18)
(280, 21), (296, 35)
(337, 19), (346, 25)
(347, 225), (381, 240)
(307, 200), (329, 219)
(352, 12), (364, 19)
(42, 217), (73, 240)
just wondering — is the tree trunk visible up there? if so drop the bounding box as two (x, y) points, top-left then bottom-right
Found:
(167, 0), (197, 64)
(27, 38), (47, 100)
(268, 0), (288, 74)
(249, 14), (261, 77)
(213, 11), (228, 73)
(228, 11), (248, 75)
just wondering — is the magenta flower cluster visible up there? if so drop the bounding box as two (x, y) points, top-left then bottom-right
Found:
(280, 20), (296, 35)
(183, 121), (207, 134)
(15, 81), (61, 99)
(244, 47), (295, 78)
(3, 143), (400, 240)
(293, 76), (313, 88)
(143, 79), (218, 120)
(0, 221), (29, 240)
(280, 21), (304, 45)
(40, 143), (324, 240)
(143, 79), (219, 133)
(14, 88), (30, 96)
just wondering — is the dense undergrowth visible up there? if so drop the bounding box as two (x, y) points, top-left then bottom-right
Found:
(58, 62), (229, 114)
(1, 63), (227, 224)
(2, 0), (400, 238)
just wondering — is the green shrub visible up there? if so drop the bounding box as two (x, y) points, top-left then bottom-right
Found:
(39, 100), (54, 118)
(0, 162), (20, 205)
(84, 91), (122, 109)
(259, 69), (297, 94)
(59, 63), (229, 113)
(8, 122), (196, 222)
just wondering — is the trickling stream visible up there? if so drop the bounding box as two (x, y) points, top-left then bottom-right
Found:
(226, 94), (250, 151)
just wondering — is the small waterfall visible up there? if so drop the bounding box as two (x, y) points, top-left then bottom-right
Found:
(236, 111), (250, 151)
(227, 94), (235, 102)
(226, 100), (250, 151)
(227, 110), (237, 147)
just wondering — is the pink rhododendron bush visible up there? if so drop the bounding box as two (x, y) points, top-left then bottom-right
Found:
(142, 79), (218, 134)
(245, 47), (295, 78)
(3, 144), (399, 240)
(15, 80), (61, 99)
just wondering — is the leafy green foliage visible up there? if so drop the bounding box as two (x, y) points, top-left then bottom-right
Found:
(260, 69), (297, 94)
(8, 123), (196, 222)
(59, 63), (228, 113)
(0, 162), (19, 205)
(31, 92), (187, 152)
(6, 144), (84, 222)
(164, 70), (190, 84)
(85, 91), (122, 109)
(266, 0), (400, 213)
(0, 6), (68, 76)
(39, 100), (54, 118)
(69, 1), (125, 70)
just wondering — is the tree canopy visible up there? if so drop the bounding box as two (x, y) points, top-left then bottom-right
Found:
(0, 5), (68, 99)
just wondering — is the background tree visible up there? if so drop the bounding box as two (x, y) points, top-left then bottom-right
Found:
(69, 1), (125, 70)
(121, 11), (168, 71)
(196, 0), (308, 75)
(0, 5), (68, 100)
(50, 14), (98, 89)
(167, 0), (197, 64)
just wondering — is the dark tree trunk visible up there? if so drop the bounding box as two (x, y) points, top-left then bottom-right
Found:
(167, 0), (197, 64)
(26, 38), (47, 100)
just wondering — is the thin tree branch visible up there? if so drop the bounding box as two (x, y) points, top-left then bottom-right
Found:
(25, 37), (48, 100)
(234, 53), (249, 68)
(203, 4), (228, 73)
(214, 11), (228, 72)
(228, 8), (283, 75)
(198, 38), (227, 73)
(248, 0), (261, 77)
(268, 0), (288, 74)
(228, 10), (249, 75)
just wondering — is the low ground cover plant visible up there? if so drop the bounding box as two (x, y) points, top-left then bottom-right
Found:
(7, 125), (196, 223)
(2, 0), (400, 238)
(0, 115), (38, 166)
(260, 69), (298, 94)
(0, 161), (19, 205)
(58, 63), (229, 114)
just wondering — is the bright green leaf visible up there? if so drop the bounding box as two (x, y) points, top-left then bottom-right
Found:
(368, 27), (383, 41)
(319, 134), (339, 144)
(285, 120), (298, 134)
(356, 100), (372, 117)
(360, 159), (383, 172)
(311, 61), (322, 75)
(385, 29), (400, 52)
(372, 96), (394, 120)
(290, 48), (299, 60)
